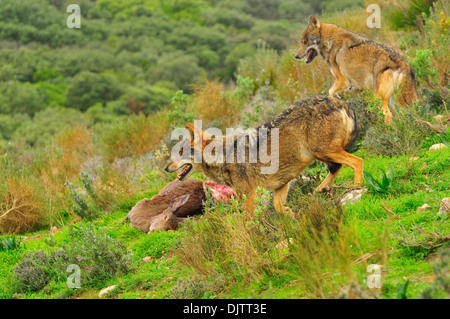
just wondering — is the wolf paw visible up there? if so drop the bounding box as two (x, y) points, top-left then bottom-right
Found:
(282, 206), (295, 217)
(314, 185), (331, 193)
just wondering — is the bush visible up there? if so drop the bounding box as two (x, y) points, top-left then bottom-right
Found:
(190, 78), (241, 128)
(147, 51), (202, 92)
(0, 81), (47, 116)
(409, 49), (438, 87)
(0, 175), (44, 234)
(62, 223), (134, 287)
(420, 246), (450, 299)
(66, 71), (123, 111)
(360, 95), (434, 156)
(10, 108), (87, 149)
(14, 250), (52, 292)
(13, 223), (134, 291)
(102, 112), (170, 161)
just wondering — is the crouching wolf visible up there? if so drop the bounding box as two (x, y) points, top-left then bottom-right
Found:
(295, 15), (419, 124)
(165, 95), (363, 217)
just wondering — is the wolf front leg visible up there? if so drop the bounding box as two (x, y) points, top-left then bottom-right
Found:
(328, 64), (349, 97)
(241, 189), (257, 218)
(274, 183), (295, 217)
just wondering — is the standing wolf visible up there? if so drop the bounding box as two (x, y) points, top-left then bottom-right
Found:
(165, 95), (363, 216)
(295, 15), (419, 124)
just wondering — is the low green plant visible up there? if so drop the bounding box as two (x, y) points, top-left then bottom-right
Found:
(364, 166), (395, 194)
(63, 223), (134, 287)
(420, 246), (450, 298)
(69, 172), (101, 220)
(396, 279), (410, 299)
(233, 75), (256, 103)
(13, 223), (134, 292)
(408, 49), (438, 87)
(14, 250), (53, 292)
(0, 235), (23, 251)
(167, 90), (194, 128)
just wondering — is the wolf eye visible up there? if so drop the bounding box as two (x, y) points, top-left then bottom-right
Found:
(303, 40), (307, 45)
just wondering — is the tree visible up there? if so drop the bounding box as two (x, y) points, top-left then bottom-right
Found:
(65, 71), (123, 111)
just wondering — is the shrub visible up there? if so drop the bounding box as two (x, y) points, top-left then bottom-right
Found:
(408, 49), (438, 87)
(147, 51), (201, 92)
(10, 108), (87, 149)
(38, 126), (93, 226)
(14, 250), (52, 292)
(65, 71), (123, 111)
(0, 80), (47, 116)
(361, 101), (433, 156)
(190, 78), (241, 129)
(236, 42), (280, 91)
(386, 0), (434, 29)
(420, 246), (450, 299)
(13, 223), (134, 291)
(364, 166), (395, 195)
(167, 90), (194, 128)
(0, 235), (23, 251)
(0, 175), (44, 234)
(101, 112), (170, 161)
(62, 223), (134, 287)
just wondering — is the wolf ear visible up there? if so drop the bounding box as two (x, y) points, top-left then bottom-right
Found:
(309, 15), (320, 28)
(186, 123), (203, 149)
(168, 194), (190, 213)
(186, 123), (196, 139)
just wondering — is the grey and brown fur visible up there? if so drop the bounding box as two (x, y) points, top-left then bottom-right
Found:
(165, 95), (363, 217)
(295, 15), (419, 124)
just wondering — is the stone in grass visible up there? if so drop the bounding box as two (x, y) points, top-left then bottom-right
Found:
(428, 143), (447, 151)
(417, 204), (431, 213)
(340, 188), (367, 206)
(99, 285), (117, 298)
(437, 197), (450, 215)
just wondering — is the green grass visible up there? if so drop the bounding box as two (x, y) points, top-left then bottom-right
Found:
(0, 142), (448, 299)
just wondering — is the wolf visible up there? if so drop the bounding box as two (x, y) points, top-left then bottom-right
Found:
(295, 15), (419, 124)
(165, 95), (363, 216)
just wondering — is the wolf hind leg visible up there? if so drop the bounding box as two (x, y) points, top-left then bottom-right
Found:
(274, 183), (295, 217)
(241, 188), (257, 218)
(317, 150), (363, 188)
(315, 162), (342, 193)
(375, 70), (395, 125)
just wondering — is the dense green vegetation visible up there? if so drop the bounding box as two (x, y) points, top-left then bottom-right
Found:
(0, 0), (330, 149)
(0, 0), (449, 299)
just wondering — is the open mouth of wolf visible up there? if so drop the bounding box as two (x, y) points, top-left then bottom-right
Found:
(305, 48), (318, 64)
(177, 163), (192, 181)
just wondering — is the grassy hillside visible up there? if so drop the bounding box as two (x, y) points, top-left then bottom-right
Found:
(0, 0), (449, 299)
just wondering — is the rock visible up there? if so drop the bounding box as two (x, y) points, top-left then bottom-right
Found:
(417, 204), (431, 213)
(99, 285), (117, 298)
(50, 226), (58, 234)
(275, 238), (293, 252)
(437, 197), (450, 215)
(429, 143), (447, 151)
(338, 282), (377, 299)
(433, 115), (444, 122)
(340, 188), (367, 206)
(143, 256), (153, 262)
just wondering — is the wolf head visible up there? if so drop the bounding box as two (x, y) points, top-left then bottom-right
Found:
(295, 15), (321, 64)
(164, 123), (212, 181)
